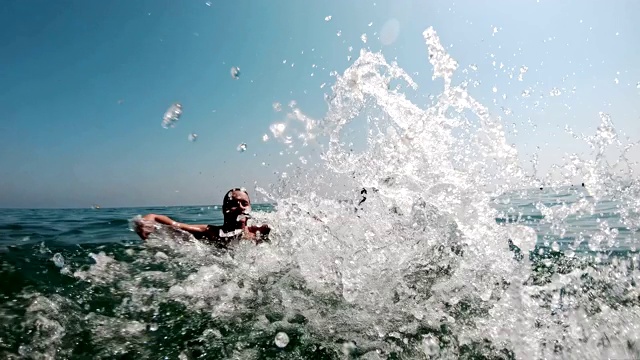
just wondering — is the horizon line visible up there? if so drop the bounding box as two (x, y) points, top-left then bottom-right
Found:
(0, 202), (278, 211)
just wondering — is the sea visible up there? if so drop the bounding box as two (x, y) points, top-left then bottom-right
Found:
(2, 27), (640, 360)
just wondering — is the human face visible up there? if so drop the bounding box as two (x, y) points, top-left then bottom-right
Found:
(223, 190), (251, 220)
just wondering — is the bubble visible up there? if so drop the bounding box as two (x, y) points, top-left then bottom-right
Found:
(469, 64), (478, 71)
(522, 90), (531, 97)
(492, 86), (498, 93)
(188, 133), (198, 142)
(368, 22), (373, 26)
(342, 341), (357, 355)
(421, 335), (440, 356)
(272, 102), (282, 112)
(551, 241), (560, 252)
(361, 33), (368, 43)
(52, 253), (64, 268)
(230, 66), (240, 79)
(149, 323), (159, 331)
(614, 78), (619, 84)
(636, 82), (640, 89)
(161, 103), (182, 129)
(324, 15), (332, 21)
(237, 143), (247, 152)
(337, 30), (342, 36)
(274, 332), (289, 348)
(262, 134), (269, 142)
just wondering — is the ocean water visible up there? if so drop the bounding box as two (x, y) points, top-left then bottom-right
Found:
(2, 26), (640, 359)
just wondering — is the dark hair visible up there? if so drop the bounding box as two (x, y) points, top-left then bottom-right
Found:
(222, 188), (250, 210)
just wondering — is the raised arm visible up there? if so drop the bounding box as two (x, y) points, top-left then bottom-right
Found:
(135, 213), (209, 240)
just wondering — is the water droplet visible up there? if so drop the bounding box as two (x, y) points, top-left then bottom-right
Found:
(237, 143), (247, 152)
(549, 88), (562, 96)
(52, 253), (64, 268)
(324, 15), (332, 21)
(368, 22), (373, 27)
(518, 65), (528, 81)
(149, 323), (159, 331)
(262, 134), (269, 142)
(270, 123), (286, 138)
(188, 133), (198, 142)
(492, 26), (499, 35)
(320, 83), (326, 88)
(275, 332), (289, 348)
(614, 78), (619, 84)
(161, 103), (182, 129)
(337, 30), (342, 37)
(230, 66), (240, 79)
(205, 1), (211, 6)
(361, 33), (368, 43)
(272, 102), (282, 112)
(521, 90), (531, 97)
(551, 241), (560, 252)
(492, 86), (498, 93)
(637, 82), (640, 89)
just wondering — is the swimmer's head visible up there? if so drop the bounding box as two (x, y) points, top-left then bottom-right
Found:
(222, 188), (252, 225)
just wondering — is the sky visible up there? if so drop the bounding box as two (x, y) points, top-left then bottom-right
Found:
(0, 0), (639, 208)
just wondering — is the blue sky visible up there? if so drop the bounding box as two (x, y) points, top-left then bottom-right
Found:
(1, 0), (638, 208)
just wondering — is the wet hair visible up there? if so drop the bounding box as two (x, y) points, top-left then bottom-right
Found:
(222, 188), (250, 210)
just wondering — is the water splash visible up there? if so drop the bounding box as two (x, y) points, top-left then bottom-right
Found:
(260, 26), (640, 359)
(5, 25), (640, 360)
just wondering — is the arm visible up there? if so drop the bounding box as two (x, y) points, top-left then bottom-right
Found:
(135, 213), (209, 240)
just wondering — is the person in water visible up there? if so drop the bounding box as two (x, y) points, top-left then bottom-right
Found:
(134, 188), (270, 245)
